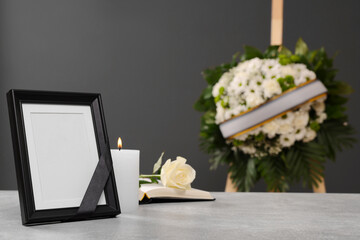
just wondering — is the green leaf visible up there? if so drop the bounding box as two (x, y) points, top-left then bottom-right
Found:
(241, 45), (263, 61)
(326, 104), (347, 120)
(290, 55), (301, 62)
(193, 98), (206, 112)
(327, 81), (354, 95)
(194, 90), (216, 112)
(231, 52), (241, 67)
(258, 155), (289, 192)
(203, 85), (213, 100)
(316, 120), (356, 161)
(285, 142), (326, 188)
(139, 180), (150, 185)
(219, 86), (225, 95)
(295, 38), (309, 55)
(221, 100), (229, 108)
(279, 46), (292, 56)
(326, 95), (348, 105)
(139, 180), (150, 187)
(278, 54), (291, 65)
(202, 67), (224, 85)
(277, 75), (295, 91)
(310, 121), (320, 132)
(263, 45), (280, 58)
(153, 152), (164, 174)
(229, 155), (258, 192)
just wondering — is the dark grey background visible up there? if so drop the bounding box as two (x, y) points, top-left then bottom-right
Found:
(0, 0), (359, 192)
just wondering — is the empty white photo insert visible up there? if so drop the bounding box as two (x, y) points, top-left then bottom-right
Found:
(22, 104), (106, 210)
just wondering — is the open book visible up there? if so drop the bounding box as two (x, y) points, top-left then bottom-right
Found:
(139, 184), (215, 204)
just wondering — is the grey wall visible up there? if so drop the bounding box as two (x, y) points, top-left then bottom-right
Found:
(0, 0), (359, 192)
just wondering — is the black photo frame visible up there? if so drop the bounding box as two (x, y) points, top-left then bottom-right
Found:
(7, 89), (120, 225)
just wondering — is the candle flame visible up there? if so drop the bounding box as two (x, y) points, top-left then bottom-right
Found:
(117, 137), (123, 150)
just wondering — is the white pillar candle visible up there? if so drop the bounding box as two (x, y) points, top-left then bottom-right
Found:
(111, 149), (139, 213)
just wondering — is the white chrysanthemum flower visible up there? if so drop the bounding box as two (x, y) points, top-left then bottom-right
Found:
(262, 121), (279, 138)
(317, 95), (327, 102)
(261, 59), (279, 73)
(246, 58), (263, 72)
(293, 111), (310, 129)
(268, 146), (282, 155)
(244, 127), (262, 137)
(224, 111), (233, 120)
(262, 79), (282, 99)
(303, 128), (317, 142)
(301, 69), (316, 82)
(245, 92), (264, 108)
(229, 74), (247, 95)
(238, 144), (257, 155)
(294, 63), (307, 73)
(227, 104), (240, 116)
(295, 76), (307, 85)
(277, 123), (294, 135)
(248, 76), (264, 90)
(234, 133), (248, 141)
(276, 112), (295, 125)
(294, 128), (306, 140)
(312, 101), (326, 115)
(281, 65), (297, 78)
(299, 102), (312, 112)
(215, 105), (225, 124)
(279, 134), (296, 147)
(212, 71), (233, 97)
(316, 112), (327, 124)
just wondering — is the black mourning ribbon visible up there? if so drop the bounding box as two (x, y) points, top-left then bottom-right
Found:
(73, 149), (113, 219)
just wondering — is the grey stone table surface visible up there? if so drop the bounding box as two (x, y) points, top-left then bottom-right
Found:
(1, 191), (360, 240)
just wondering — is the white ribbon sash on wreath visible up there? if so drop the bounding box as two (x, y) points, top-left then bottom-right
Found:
(219, 79), (327, 139)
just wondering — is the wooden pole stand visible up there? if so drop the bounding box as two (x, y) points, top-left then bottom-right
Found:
(225, 172), (238, 192)
(313, 176), (326, 193)
(271, 0), (284, 46)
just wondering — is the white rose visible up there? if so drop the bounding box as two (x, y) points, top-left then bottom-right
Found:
(303, 128), (317, 142)
(160, 157), (196, 190)
(263, 79), (282, 99)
